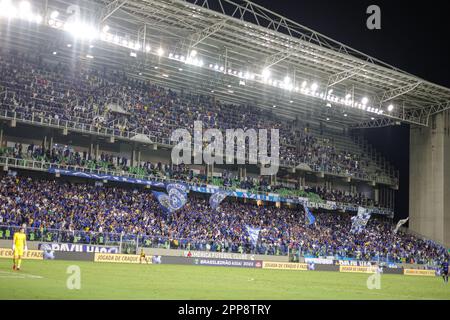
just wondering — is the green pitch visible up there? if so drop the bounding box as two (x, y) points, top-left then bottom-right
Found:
(0, 260), (448, 300)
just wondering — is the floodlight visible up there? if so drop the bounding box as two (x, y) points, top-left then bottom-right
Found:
(387, 104), (394, 112)
(261, 68), (271, 79)
(157, 47), (164, 56)
(50, 10), (59, 19)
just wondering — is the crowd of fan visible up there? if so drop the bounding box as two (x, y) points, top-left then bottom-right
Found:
(0, 50), (380, 179)
(0, 175), (447, 265)
(2, 142), (374, 206)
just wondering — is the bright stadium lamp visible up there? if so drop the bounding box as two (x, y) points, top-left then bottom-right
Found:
(311, 82), (318, 92)
(157, 47), (164, 56)
(34, 14), (42, 24)
(19, 1), (31, 14)
(261, 68), (271, 79)
(64, 22), (99, 40)
(388, 104), (394, 112)
(301, 81), (307, 88)
(362, 97), (369, 105)
(50, 10), (59, 19)
(1, 0), (17, 18)
(190, 49), (197, 57)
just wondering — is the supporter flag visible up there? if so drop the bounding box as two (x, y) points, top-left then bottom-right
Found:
(209, 190), (229, 210)
(166, 183), (188, 211)
(394, 218), (409, 234)
(153, 183), (188, 214)
(350, 207), (372, 234)
(245, 225), (261, 246)
(303, 204), (316, 226)
(152, 191), (174, 213)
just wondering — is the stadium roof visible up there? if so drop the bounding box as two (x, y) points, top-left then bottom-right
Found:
(1, 0), (450, 128)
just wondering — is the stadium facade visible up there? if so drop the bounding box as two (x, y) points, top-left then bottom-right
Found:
(0, 0), (449, 249)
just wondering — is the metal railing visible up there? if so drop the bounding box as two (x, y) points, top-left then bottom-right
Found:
(0, 225), (288, 256)
(0, 156), (394, 215)
(0, 225), (442, 265)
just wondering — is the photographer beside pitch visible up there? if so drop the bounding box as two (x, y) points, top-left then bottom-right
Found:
(12, 227), (27, 271)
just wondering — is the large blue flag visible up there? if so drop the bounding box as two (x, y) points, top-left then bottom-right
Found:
(304, 204), (316, 226)
(209, 190), (229, 210)
(153, 183), (188, 213)
(166, 183), (188, 211)
(152, 191), (174, 213)
(350, 207), (371, 234)
(245, 225), (261, 246)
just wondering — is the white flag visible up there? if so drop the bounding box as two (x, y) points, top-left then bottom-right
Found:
(394, 218), (409, 234)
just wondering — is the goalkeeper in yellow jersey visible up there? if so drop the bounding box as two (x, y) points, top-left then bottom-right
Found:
(12, 227), (27, 271)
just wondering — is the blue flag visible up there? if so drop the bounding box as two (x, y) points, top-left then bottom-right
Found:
(350, 207), (371, 234)
(245, 225), (261, 246)
(304, 205), (316, 226)
(166, 183), (188, 211)
(152, 191), (174, 213)
(209, 190), (229, 210)
(153, 183), (188, 214)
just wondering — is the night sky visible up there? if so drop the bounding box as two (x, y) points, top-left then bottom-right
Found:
(251, 0), (450, 220)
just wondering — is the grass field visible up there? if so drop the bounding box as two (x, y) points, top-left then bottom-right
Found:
(0, 259), (449, 300)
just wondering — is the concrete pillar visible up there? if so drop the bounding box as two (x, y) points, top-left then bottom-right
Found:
(137, 150), (141, 168)
(205, 164), (214, 181)
(374, 188), (379, 205)
(409, 111), (450, 247)
(95, 144), (99, 161)
(43, 136), (47, 152)
(131, 149), (136, 167)
(89, 143), (94, 160)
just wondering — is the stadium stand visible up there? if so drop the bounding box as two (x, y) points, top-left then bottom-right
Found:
(0, 51), (395, 183)
(0, 175), (447, 265)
